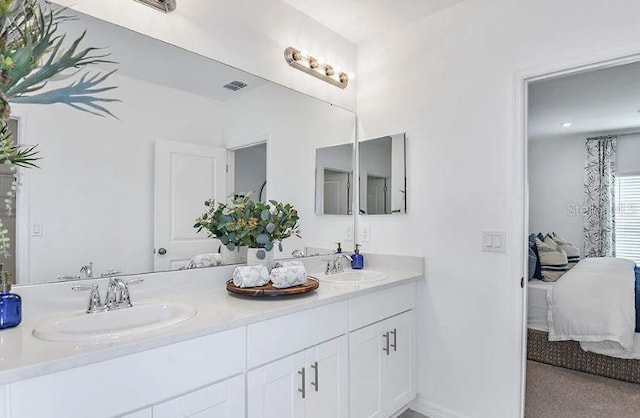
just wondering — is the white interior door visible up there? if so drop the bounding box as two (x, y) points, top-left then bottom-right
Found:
(154, 140), (227, 271)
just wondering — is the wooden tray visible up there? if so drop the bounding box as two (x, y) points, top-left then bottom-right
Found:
(226, 277), (319, 297)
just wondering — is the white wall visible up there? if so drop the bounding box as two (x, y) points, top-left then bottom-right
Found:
(14, 74), (224, 283)
(356, 0), (640, 417)
(52, 0), (358, 111)
(529, 134), (640, 255)
(528, 135), (586, 251)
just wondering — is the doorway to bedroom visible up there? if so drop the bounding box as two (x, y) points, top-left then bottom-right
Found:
(524, 58), (640, 416)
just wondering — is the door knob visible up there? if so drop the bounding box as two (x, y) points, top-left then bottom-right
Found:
(157, 248), (167, 255)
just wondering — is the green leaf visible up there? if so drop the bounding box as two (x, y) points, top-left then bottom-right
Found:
(256, 249), (266, 260)
(260, 209), (270, 220)
(264, 241), (273, 251)
(266, 222), (275, 233)
(256, 233), (270, 245)
(226, 242), (236, 251)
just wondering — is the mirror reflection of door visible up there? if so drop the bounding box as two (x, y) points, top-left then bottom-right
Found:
(315, 143), (354, 215)
(154, 140), (227, 271)
(230, 142), (267, 202)
(366, 175), (391, 215)
(324, 169), (352, 215)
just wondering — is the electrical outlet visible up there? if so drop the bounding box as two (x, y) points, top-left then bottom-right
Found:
(32, 222), (43, 237)
(345, 224), (354, 241)
(359, 224), (371, 243)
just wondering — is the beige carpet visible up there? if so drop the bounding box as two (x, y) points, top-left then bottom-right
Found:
(526, 360), (640, 418)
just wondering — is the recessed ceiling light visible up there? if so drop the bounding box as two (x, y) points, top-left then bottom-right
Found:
(561, 122), (572, 128)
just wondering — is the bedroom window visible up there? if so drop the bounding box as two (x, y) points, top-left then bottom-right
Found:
(615, 174), (640, 262)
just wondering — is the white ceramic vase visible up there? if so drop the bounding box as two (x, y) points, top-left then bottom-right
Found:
(246, 247), (274, 269)
(220, 245), (247, 265)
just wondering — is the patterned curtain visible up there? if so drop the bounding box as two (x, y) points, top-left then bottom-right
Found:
(583, 135), (617, 258)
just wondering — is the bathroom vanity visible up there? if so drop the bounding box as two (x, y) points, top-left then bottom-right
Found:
(0, 255), (422, 418)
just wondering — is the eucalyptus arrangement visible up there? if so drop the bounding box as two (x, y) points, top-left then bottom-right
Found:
(0, 0), (118, 256)
(194, 195), (301, 260)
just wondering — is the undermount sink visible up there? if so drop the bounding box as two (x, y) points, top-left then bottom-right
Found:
(320, 270), (389, 284)
(32, 302), (197, 344)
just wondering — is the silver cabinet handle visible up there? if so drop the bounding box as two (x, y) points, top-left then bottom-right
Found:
(383, 331), (390, 356)
(311, 361), (319, 392)
(390, 328), (397, 352)
(298, 367), (306, 399)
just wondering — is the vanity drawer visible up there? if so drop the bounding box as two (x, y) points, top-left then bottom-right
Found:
(350, 282), (417, 331)
(247, 300), (348, 369)
(8, 327), (246, 418)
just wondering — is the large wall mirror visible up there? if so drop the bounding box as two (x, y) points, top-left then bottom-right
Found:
(358, 133), (407, 215)
(11, 9), (355, 284)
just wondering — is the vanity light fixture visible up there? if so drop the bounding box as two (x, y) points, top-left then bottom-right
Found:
(284, 47), (349, 89)
(134, 0), (176, 13)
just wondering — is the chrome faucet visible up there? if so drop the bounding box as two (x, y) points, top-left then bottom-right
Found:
(80, 261), (93, 279)
(73, 276), (144, 313)
(324, 253), (353, 275)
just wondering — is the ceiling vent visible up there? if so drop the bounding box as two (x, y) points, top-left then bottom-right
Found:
(223, 81), (248, 91)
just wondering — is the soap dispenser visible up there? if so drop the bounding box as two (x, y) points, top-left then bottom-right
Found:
(0, 266), (21, 330)
(351, 244), (364, 270)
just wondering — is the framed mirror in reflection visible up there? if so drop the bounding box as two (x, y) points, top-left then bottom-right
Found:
(359, 133), (407, 215)
(9, 9), (355, 284)
(315, 143), (354, 215)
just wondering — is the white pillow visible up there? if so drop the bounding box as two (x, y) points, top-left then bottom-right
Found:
(550, 233), (580, 270)
(535, 237), (568, 282)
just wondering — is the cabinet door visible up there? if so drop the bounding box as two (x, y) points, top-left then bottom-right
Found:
(248, 352), (306, 418)
(349, 322), (385, 418)
(385, 310), (416, 415)
(305, 336), (348, 418)
(153, 374), (244, 418)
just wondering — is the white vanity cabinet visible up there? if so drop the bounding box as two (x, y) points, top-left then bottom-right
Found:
(247, 336), (348, 418)
(6, 327), (246, 418)
(349, 283), (417, 418)
(246, 300), (349, 418)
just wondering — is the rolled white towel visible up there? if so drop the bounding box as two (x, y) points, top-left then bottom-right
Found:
(270, 264), (307, 289)
(192, 253), (222, 268)
(274, 260), (305, 269)
(232, 265), (270, 288)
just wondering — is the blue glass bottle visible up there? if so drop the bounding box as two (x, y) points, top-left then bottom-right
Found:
(0, 270), (21, 330)
(351, 244), (364, 270)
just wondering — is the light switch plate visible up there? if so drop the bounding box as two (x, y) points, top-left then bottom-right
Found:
(345, 224), (354, 241)
(482, 231), (505, 253)
(32, 222), (43, 237)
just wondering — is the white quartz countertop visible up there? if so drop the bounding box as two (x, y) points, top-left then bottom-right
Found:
(0, 254), (423, 385)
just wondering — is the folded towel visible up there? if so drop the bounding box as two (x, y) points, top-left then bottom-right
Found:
(232, 265), (270, 288)
(274, 260), (305, 269)
(185, 253), (222, 269)
(270, 264), (307, 289)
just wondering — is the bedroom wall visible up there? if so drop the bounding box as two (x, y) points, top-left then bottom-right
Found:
(529, 133), (640, 255)
(356, 0), (640, 417)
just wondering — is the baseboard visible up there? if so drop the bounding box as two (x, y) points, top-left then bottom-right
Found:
(410, 397), (468, 418)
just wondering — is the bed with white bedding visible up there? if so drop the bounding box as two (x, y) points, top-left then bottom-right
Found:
(527, 257), (640, 383)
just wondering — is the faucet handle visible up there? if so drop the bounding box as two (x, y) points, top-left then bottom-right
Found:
(57, 275), (81, 281)
(124, 278), (144, 286)
(72, 284), (103, 313)
(101, 268), (122, 277)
